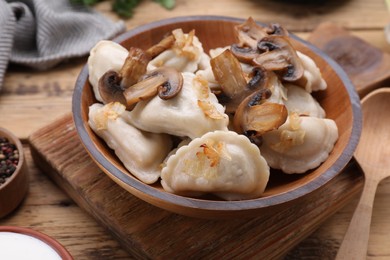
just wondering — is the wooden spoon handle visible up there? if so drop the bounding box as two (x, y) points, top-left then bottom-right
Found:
(335, 178), (379, 260)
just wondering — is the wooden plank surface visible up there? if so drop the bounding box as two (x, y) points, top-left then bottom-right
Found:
(2, 0), (390, 139)
(308, 22), (390, 97)
(98, 0), (390, 31)
(28, 114), (364, 259)
(1, 0), (390, 258)
(0, 145), (129, 259)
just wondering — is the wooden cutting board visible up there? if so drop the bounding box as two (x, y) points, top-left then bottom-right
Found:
(29, 114), (363, 259)
(28, 22), (389, 258)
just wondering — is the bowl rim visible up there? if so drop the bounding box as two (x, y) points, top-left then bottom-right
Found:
(72, 15), (362, 213)
(0, 226), (73, 259)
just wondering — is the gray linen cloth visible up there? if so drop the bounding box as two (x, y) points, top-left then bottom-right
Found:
(0, 0), (126, 89)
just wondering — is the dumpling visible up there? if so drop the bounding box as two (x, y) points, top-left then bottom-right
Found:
(297, 51), (327, 93)
(161, 131), (270, 200)
(147, 29), (204, 73)
(122, 72), (229, 139)
(198, 52), (212, 71)
(88, 40), (128, 102)
(260, 114), (338, 174)
(195, 66), (220, 90)
(267, 72), (288, 104)
(284, 84), (325, 118)
(88, 102), (172, 184)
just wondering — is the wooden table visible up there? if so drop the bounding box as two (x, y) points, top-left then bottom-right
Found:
(1, 0), (390, 258)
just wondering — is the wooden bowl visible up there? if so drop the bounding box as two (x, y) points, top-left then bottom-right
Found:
(0, 226), (73, 259)
(0, 127), (29, 218)
(72, 16), (361, 219)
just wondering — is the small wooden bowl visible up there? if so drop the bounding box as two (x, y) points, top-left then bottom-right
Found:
(0, 226), (73, 259)
(72, 16), (362, 219)
(0, 127), (29, 218)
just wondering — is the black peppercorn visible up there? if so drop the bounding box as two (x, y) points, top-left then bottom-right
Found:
(0, 137), (19, 187)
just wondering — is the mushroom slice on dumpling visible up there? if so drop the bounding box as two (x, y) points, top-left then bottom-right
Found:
(88, 102), (172, 184)
(284, 84), (325, 118)
(123, 72), (229, 139)
(88, 41), (128, 102)
(260, 113), (338, 174)
(161, 131), (270, 200)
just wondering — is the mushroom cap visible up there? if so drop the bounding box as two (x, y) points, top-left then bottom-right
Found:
(233, 89), (288, 138)
(97, 47), (152, 109)
(266, 23), (289, 36)
(123, 67), (183, 108)
(211, 50), (272, 113)
(230, 44), (259, 63)
(234, 16), (268, 49)
(254, 35), (304, 82)
(119, 47), (151, 89)
(98, 70), (127, 106)
(246, 66), (269, 90)
(155, 67), (184, 100)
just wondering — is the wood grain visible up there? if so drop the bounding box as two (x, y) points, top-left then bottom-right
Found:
(0, 60), (84, 139)
(0, 146), (129, 259)
(96, 0), (390, 32)
(1, 1), (390, 258)
(308, 23), (390, 97)
(29, 114), (364, 259)
(1, 0), (389, 140)
(336, 88), (390, 259)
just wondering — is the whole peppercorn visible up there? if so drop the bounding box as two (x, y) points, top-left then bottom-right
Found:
(0, 137), (19, 187)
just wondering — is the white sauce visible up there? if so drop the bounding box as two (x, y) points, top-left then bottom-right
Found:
(0, 232), (62, 260)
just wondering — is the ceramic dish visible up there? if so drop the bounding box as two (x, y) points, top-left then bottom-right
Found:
(0, 226), (73, 259)
(72, 16), (361, 219)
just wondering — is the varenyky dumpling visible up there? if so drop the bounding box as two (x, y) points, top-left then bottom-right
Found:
(284, 84), (325, 118)
(88, 102), (172, 184)
(195, 66), (220, 90)
(297, 51), (327, 93)
(260, 113), (338, 174)
(267, 72), (288, 105)
(161, 131), (270, 200)
(88, 40), (128, 102)
(147, 29), (205, 73)
(123, 72), (229, 139)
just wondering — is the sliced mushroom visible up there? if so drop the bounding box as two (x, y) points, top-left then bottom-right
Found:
(98, 47), (151, 107)
(98, 70), (128, 106)
(210, 49), (247, 99)
(154, 68), (183, 100)
(233, 89), (288, 140)
(231, 23), (290, 64)
(230, 44), (259, 63)
(254, 35), (304, 82)
(120, 47), (151, 88)
(123, 67), (183, 108)
(247, 66), (268, 90)
(266, 23), (289, 36)
(234, 17), (268, 49)
(210, 49), (270, 113)
(146, 34), (175, 58)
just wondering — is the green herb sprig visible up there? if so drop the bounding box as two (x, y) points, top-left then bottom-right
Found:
(70, 0), (175, 18)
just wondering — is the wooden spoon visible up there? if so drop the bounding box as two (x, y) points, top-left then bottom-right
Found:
(336, 88), (390, 259)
